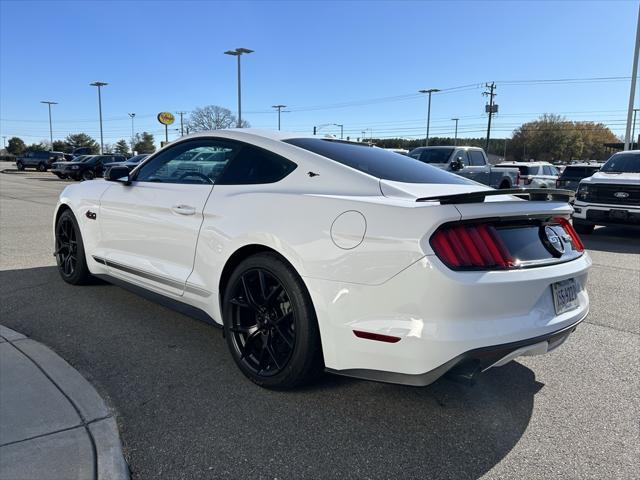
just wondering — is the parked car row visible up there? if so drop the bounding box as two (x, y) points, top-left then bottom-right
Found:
(50, 154), (148, 181)
(16, 151), (73, 171)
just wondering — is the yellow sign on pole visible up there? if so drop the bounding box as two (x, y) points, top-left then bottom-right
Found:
(157, 112), (175, 125)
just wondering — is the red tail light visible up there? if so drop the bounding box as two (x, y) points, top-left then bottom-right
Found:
(553, 217), (585, 252)
(431, 224), (515, 269)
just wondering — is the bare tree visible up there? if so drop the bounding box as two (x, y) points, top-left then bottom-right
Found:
(186, 105), (250, 132)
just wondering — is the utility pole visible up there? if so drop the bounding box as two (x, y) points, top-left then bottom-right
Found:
(632, 108), (639, 149)
(272, 105), (287, 130)
(40, 101), (58, 151)
(625, 4), (640, 150)
(419, 88), (440, 146)
(128, 113), (135, 154)
(176, 111), (188, 136)
(451, 118), (459, 146)
(90, 82), (108, 154)
(224, 48), (253, 128)
(333, 123), (344, 139)
(503, 138), (508, 160)
(483, 82), (497, 151)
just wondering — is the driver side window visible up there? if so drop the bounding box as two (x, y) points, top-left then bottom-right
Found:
(455, 150), (470, 166)
(135, 139), (238, 184)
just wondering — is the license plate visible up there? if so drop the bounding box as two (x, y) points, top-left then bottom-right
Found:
(552, 279), (579, 315)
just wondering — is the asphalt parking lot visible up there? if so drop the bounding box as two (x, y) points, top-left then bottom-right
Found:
(0, 167), (638, 480)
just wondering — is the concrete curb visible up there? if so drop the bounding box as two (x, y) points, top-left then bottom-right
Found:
(0, 325), (129, 480)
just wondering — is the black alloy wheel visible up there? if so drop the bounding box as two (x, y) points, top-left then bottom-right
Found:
(223, 253), (323, 389)
(16, 161), (24, 171)
(37, 163), (47, 172)
(55, 210), (92, 284)
(82, 170), (95, 181)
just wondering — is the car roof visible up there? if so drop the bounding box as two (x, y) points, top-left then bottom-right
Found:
(498, 161), (554, 166)
(410, 145), (483, 151)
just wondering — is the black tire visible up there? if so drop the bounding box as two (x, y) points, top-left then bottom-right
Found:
(223, 252), (323, 389)
(572, 220), (595, 235)
(55, 210), (93, 285)
(81, 170), (95, 181)
(498, 180), (510, 189)
(37, 162), (47, 172)
(16, 161), (24, 171)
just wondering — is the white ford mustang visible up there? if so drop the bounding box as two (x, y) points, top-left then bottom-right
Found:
(53, 129), (590, 389)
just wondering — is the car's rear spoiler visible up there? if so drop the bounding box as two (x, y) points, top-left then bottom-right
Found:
(416, 188), (575, 205)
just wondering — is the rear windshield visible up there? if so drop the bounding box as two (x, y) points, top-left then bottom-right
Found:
(601, 153), (640, 173)
(495, 164), (536, 175)
(410, 148), (454, 164)
(284, 138), (473, 184)
(559, 166), (600, 179)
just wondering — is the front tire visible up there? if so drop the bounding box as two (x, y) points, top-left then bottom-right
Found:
(573, 219), (595, 235)
(223, 253), (323, 389)
(37, 162), (47, 172)
(55, 210), (93, 285)
(16, 161), (24, 171)
(81, 170), (95, 181)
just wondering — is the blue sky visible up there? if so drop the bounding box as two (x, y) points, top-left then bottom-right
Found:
(0, 0), (637, 147)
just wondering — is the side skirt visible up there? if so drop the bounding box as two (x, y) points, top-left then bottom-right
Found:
(94, 273), (222, 329)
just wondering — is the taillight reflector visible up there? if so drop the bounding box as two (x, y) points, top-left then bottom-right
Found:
(353, 330), (401, 343)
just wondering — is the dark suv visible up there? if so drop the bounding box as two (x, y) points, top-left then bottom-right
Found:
(556, 163), (603, 191)
(16, 151), (66, 171)
(52, 154), (126, 181)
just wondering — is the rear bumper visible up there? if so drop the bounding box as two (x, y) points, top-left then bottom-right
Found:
(306, 252), (590, 382)
(327, 314), (585, 386)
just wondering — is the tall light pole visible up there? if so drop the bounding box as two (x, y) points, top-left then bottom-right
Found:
(40, 101), (58, 151)
(625, 4), (640, 150)
(272, 105), (287, 130)
(128, 113), (135, 154)
(90, 82), (108, 154)
(419, 88), (440, 146)
(333, 123), (344, 140)
(451, 118), (459, 146)
(224, 48), (253, 128)
(632, 108), (639, 148)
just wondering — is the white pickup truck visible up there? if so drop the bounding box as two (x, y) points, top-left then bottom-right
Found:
(573, 151), (640, 233)
(408, 146), (519, 189)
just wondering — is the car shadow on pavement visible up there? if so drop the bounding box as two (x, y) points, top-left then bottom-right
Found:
(0, 266), (541, 480)
(581, 227), (640, 255)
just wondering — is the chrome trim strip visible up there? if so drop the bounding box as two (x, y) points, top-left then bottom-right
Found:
(91, 255), (211, 297)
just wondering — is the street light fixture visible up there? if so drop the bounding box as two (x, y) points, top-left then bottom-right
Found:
(272, 105), (287, 130)
(224, 48), (254, 128)
(333, 123), (344, 140)
(419, 88), (440, 146)
(451, 118), (459, 146)
(90, 81), (108, 154)
(40, 101), (58, 151)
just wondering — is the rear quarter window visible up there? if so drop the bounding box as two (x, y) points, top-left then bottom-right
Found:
(285, 138), (473, 185)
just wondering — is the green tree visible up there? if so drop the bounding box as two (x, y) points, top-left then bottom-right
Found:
(133, 132), (156, 153)
(6, 137), (26, 155)
(64, 133), (100, 154)
(52, 140), (70, 152)
(27, 142), (48, 152)
(114, 139), (130, 156)
(508, 114), (618, 161)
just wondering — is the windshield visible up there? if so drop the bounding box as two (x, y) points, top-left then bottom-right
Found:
(285, 138), (473, 185)
(410, 148), (454, 164)
(559, 166), (600, 179)
(601, 153), (640, 173)
(129, 155), (148, 163)
(71, 155), (88, 162)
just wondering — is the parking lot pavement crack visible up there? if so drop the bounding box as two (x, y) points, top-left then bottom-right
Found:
(584, 319), (640, 336)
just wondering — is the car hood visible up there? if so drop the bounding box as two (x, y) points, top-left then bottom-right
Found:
(580, 171), (640, 185)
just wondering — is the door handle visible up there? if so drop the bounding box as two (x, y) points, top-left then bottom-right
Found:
(171, 204), (196, 215)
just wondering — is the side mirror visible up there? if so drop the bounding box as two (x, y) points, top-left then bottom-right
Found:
(105, 166), (131, 184)
(450, 158), (464, 171)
